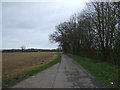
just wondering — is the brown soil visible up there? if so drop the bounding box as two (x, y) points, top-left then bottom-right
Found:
(2, 52), (57, 79)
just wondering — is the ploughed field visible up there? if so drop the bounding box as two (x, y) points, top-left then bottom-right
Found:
(2, 52), (57, 79)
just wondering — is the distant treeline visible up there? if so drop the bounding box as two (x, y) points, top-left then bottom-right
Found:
(50, 1), (120, 65)
(2, 49), (58, 53)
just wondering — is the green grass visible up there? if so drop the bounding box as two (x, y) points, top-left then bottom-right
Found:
(68, 54), (119, 88)
(3, 55), (61, 88)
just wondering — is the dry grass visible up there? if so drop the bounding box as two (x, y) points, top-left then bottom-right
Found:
(2, 52), (57, 79)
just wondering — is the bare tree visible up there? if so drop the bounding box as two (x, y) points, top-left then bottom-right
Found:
(20, 46), (26, 51)
(49, 1), (119, 64)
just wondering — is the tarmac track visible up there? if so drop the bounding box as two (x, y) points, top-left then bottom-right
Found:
(12, 54), (107, 88)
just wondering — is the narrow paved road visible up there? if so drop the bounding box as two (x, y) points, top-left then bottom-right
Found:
(12, 54), (107, 88)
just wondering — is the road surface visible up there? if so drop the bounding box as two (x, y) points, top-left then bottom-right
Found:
(12, 54), (107, 88)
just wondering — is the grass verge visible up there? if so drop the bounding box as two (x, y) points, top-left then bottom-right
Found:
(67, 54), (119, 88)
(2, 55), (61, 88)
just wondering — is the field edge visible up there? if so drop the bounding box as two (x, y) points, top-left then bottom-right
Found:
(2, 54), (61, 88)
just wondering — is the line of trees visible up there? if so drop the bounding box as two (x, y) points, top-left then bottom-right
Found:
(49, 1), (120, 65)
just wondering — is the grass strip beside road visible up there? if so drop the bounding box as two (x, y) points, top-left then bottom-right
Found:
(68, 54), (119, 88)
(3, 55), (61, 88)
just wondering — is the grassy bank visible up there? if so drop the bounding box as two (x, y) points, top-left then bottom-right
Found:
(3, 55), (61, 88)
(68, 54), (119, 88)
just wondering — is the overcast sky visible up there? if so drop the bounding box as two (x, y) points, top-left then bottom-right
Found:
(2, 1), (87, 49)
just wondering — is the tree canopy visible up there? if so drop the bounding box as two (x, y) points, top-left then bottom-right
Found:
(49, 1), (120, 64)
